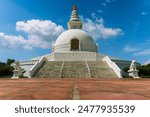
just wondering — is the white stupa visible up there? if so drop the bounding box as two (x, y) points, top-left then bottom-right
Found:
(11, 6), (140, 78)
(30, 5), (101, 62)
(54, 6), (97, 53)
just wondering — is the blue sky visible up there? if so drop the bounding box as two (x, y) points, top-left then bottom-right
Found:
(0, 0), (150, 64)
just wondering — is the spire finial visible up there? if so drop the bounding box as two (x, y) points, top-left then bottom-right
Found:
(70, 5), (79, 21)
(73, 5), (77, 10)
(67, 5), (82, 30)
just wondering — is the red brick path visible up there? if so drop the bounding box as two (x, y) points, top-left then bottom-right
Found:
(0, 78), (150, 100)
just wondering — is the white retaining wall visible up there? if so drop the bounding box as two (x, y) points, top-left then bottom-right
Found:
(103, 56), (122, 78)
(29, 57), (46, 78)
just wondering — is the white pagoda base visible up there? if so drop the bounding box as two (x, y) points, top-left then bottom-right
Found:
(128, 70), (140, 78)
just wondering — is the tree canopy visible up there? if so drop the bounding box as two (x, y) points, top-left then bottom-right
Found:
(0, 59), (15, 78)
(124, 63), (150, 78)
(138, 64), (150, 78)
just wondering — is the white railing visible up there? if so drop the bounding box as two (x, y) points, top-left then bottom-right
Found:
(103, 56), (122, 78)
(20, 60), (39, 65)
(29, 57), (46, 78)
(46, 53), (54, 61)
(10, 60), (39, 66)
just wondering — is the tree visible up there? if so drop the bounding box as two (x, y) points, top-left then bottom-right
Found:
(123, 64), (150, 78)
(138, 64), (150, 78)
(0, 59), (15, 78)
(6, 59), (15, 66)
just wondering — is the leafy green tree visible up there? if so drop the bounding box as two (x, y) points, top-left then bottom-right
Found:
(6, 59), (15, 66)
(0, 60), (15, 78)
(138, 64), (150, 78)
(123, 64), (150, 78)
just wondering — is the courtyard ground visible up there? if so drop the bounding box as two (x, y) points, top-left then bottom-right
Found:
(0, 78), (150, 100)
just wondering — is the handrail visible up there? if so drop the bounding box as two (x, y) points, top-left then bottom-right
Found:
(103, 56), (122, 78)
(29, 57), (46, 78)
(20, 60), (39, 65)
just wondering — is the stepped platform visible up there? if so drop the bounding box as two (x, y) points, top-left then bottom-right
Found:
(87, 61), (118, 78)
(35, 61), (63, 78)
(61, 61), (90, 78)
(34, 61), (119, 78)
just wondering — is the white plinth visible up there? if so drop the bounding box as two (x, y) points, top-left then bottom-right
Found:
(11, 70), (19, 79)
(128, 70), (140, 78)
(46, 52), (101, 61)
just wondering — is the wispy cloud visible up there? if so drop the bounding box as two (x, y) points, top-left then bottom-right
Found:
(97, 10), (103, 13)
(124, 45), (139, 52)
(81, 15), (124, 40)
(133, 49), (150, 56)
(106, 0), (111, 3)
(141, 12), (148, 15)
(124, 40), (150, 57)
(123, 43), (150, 64)
(101, 3), (107, 6)
(102, 0), (116, 6)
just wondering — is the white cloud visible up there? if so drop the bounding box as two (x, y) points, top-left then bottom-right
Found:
(133, 49), (150, 56)
(124, 45), (139, 52)
(81, 16), (124, 40)
(124, 40), (150, 57)
(16, 19), (65, 49)
(0, 17), (123, 50)
(0, 19), (65, 50)
(0, 32), (28, 49)
(101, 27), (123, 39)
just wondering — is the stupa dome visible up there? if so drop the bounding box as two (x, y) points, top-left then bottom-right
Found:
(54, 29), (97, 52)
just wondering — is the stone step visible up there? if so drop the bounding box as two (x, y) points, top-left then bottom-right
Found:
(34, 61), (63, 78)
(34, 61), (119, 78)
(61, 61), (90, 78)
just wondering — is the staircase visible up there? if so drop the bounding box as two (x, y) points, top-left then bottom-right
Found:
(34, 61), (119, 78)
(87, 61), (118, 78)
(61, 61), (90, 78)
(35, 61), (63, 78)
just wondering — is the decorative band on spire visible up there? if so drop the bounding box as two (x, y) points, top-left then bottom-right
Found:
(68, 5), (82, 29)
(70, 5), (79, 21)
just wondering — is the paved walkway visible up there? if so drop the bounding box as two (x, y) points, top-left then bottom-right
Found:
(0, 78), (150, 100)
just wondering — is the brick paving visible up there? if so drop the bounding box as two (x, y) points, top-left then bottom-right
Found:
(0, 78), (150, 100)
